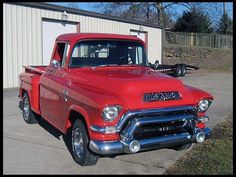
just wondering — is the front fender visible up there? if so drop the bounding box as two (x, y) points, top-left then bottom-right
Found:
(185, 85), (213, 103)
(64, 105), (91, 134)
(64, 104), (120, 141)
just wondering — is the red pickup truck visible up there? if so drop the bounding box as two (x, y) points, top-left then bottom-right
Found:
(19, 33), (213, 166)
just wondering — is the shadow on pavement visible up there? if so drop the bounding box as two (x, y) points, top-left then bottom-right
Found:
(18, 99), (74, 159)
(37, 116), (75, 160)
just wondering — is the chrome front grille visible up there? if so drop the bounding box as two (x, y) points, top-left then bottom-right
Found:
(117, 106), (196, 131)
(89, 106), (212, 155)
(117, 106), (197, 141)
(133, 120), (188, 140)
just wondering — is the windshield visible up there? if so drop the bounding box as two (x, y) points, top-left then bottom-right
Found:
(69, 40), (148, 67)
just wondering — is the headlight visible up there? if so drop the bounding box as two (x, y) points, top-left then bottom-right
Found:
(198, 99), (212, 112)
(102, 105), (122, 122)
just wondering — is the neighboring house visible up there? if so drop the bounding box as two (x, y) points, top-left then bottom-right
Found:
(3, 2), (162, 88)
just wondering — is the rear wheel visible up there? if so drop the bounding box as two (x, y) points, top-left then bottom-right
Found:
(174, 64), (181, 77)
(22, 92), (38, 124)
(180, 64), (186, 77)
(71, 119), (99, 166)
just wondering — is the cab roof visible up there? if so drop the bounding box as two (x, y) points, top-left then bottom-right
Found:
(56, 33), (145, 45)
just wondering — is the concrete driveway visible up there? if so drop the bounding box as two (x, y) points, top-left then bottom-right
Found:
(3, 71), (233, 174)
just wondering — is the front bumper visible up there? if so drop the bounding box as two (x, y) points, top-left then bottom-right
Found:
(89, 127), (212, 155)
(89, 106), (212, 155)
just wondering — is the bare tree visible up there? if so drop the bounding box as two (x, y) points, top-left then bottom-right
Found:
(93, 2), (192, 27)
(92, 2), (232, 28)
(91, 2), (192, 44)
(89, 2), (233, 43)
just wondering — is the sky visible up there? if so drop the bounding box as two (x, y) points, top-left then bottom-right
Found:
(48, 2), (233, 21)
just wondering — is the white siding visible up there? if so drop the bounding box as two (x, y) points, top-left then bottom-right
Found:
(3, 3), (162, 88)
(3, 4), (7, 87)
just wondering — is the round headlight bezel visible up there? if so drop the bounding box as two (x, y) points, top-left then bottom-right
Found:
(102, 105), (122, 122)
(198, 99), (212, 112)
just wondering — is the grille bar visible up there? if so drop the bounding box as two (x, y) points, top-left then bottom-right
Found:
(116, 106), (196, 132)
(120, 114), (195, 140)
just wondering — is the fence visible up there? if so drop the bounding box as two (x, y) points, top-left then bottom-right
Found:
(165, 31), (233, 49)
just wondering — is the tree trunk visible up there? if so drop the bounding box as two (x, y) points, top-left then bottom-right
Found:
(156, 3), (168, 45)
(162, 29), (168, 46)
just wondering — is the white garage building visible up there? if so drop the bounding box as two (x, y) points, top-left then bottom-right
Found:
(3, 2), (163, 88)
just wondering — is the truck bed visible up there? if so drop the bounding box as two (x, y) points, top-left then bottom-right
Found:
(19, 65), (47, 115)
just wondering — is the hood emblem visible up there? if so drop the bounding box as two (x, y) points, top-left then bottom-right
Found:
(143, 91), (182, 102)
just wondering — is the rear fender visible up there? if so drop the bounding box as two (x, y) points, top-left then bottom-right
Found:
(20, 73), (41, 114)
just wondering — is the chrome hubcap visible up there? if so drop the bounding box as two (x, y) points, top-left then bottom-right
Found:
(73, 128), (84, 158)
(23, 96), (30, 120)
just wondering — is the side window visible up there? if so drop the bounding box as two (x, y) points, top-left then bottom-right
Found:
(61, 44), (70, 67)
(52, 42), (69, 67)
(127, 46), (143, 64)
(136, 46), (143, 64)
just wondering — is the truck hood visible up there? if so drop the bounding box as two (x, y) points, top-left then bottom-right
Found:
(69, 66), (196, 109)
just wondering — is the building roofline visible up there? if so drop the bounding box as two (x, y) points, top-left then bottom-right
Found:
(5, 2), (163, 29)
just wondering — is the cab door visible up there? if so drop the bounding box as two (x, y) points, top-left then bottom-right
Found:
(40, 42), (71, 130)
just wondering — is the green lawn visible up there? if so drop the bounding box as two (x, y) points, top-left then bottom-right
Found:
(165, 113), (233, 175)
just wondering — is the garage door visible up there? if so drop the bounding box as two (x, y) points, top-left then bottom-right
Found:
(42, 19), (78, 65)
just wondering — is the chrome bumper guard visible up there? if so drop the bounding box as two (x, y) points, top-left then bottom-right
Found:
(89, 106), (212, 155)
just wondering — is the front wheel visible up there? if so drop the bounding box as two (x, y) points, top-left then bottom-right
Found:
(71, 119), (99, 166)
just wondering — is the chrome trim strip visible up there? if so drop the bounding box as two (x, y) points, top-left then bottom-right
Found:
(90, 125), (118, 134)
(90, 125), (107, 133)
(116, 106), (196, 132)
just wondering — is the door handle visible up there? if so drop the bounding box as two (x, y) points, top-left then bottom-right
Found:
(67, 79), (72, 86)
(63, 90), (69, 102)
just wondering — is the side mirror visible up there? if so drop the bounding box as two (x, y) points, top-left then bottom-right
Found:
(150, 60), (159, 69)
(51, 59), (60, 68)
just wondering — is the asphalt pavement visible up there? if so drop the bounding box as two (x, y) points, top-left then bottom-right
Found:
(3, 71), (233, 174)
